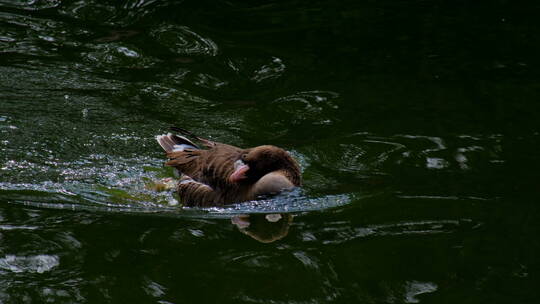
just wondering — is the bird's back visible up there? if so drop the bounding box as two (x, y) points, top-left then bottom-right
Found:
(166, 142), (243, 190)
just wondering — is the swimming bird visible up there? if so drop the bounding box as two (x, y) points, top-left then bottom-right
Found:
(156, 127), (301, 207)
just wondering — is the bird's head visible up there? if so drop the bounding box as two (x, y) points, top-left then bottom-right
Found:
(228, 145), (299, 185)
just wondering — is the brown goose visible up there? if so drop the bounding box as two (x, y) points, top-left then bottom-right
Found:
(156, 127), (302, 207)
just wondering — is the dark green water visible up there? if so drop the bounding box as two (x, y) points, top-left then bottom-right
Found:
(1, 0), (539, 303)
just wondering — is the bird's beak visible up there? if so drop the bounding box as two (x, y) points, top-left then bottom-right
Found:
(229, 159), (250, 183)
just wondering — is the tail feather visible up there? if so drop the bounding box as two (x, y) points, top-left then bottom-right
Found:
(170, 126), (216, 148)
(156, 133), (199, 153)
(169, 133), (198, 149)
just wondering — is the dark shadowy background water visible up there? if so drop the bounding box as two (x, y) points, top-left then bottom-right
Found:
(1, 0), (539, 303)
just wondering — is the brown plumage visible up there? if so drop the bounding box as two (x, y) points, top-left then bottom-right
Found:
(156, 128), (302, 207)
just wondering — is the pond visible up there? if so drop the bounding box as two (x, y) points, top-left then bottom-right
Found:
(1, 0), (539, 303)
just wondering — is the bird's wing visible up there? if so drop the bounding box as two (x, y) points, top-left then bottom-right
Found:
(176, 176), (223, 207)
(166, 143), (243, 189)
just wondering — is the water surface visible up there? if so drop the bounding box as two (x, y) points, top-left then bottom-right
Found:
(1, 0), (539, 303)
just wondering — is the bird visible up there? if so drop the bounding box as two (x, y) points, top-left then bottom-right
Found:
(156, 127), (302, 207)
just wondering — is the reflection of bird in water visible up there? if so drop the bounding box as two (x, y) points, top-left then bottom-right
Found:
(232, 213), (293, 243)
(156, 127), (301, 207)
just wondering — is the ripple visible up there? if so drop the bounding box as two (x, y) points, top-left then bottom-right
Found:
(308, 133), (406, 177)
(194, 73), (228, 90)
(0, 126), (507, 219)
(142, 276), (167, 298)
(59, 1), (117, 23)
(0, 254), (59, 274)
(271, 90), (340, 126)
(404, 281), (438, 303)
(292, 250), (319, 270)
(389, 133), (505, 171)
(81, 43), (158, 72)
(251, 57), (285, 83)
(5, 189), (352, 219)
(204, 191), (352, 217)
(426, 157), (449, 169)
(0, 225), (38, 231)
(0, 0), (61, 10)
(150, 24), (218, 56)
(311, 219), (476, 245)
(0, 9), (93, 59)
